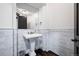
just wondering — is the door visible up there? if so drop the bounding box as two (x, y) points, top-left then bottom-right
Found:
(72, 3), (79, 56)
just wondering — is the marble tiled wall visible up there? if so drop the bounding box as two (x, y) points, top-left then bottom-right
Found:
(17, 29), (74, 56)
(0, 29), (13, 56)
(0, 29), (74, 56)
(38, 29), (74, 56)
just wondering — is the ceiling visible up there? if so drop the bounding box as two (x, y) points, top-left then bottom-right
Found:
(16, 3), (46, 13)
(27, 3), (46, 9)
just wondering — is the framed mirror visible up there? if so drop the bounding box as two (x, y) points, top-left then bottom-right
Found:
(16, 3), (39, 29)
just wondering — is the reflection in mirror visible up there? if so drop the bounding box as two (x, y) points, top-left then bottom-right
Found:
(16, 12), (27, 29)
(16, 3), (40, 29)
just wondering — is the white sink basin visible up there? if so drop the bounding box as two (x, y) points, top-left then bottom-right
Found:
(23, 33), (42, 39)
(23, 33), (42, 56)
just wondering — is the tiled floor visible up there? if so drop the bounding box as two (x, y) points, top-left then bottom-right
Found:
(25, 49), (58, 56)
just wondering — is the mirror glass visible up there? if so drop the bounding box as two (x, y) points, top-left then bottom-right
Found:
(16, 3), (39, 29)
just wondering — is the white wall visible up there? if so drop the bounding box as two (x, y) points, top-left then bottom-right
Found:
(38, 3), (74, 56)
(39, 3), (74, 29)
(0, 3), (13, 28)
(0, 3), (17, 29)
(0, 3), (18, 56)
(0, 3), (15, 56)
(27, 13), (39, 29)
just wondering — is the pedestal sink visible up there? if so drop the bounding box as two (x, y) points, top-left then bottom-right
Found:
(23, 33), (42, 56)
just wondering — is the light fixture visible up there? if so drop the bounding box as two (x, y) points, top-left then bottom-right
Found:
(16, 8), (32, 16)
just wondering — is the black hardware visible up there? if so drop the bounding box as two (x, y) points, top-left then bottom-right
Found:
(71, 39), (79, 42)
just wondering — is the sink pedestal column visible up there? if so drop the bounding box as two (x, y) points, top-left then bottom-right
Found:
(28, 38), (36, 56)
